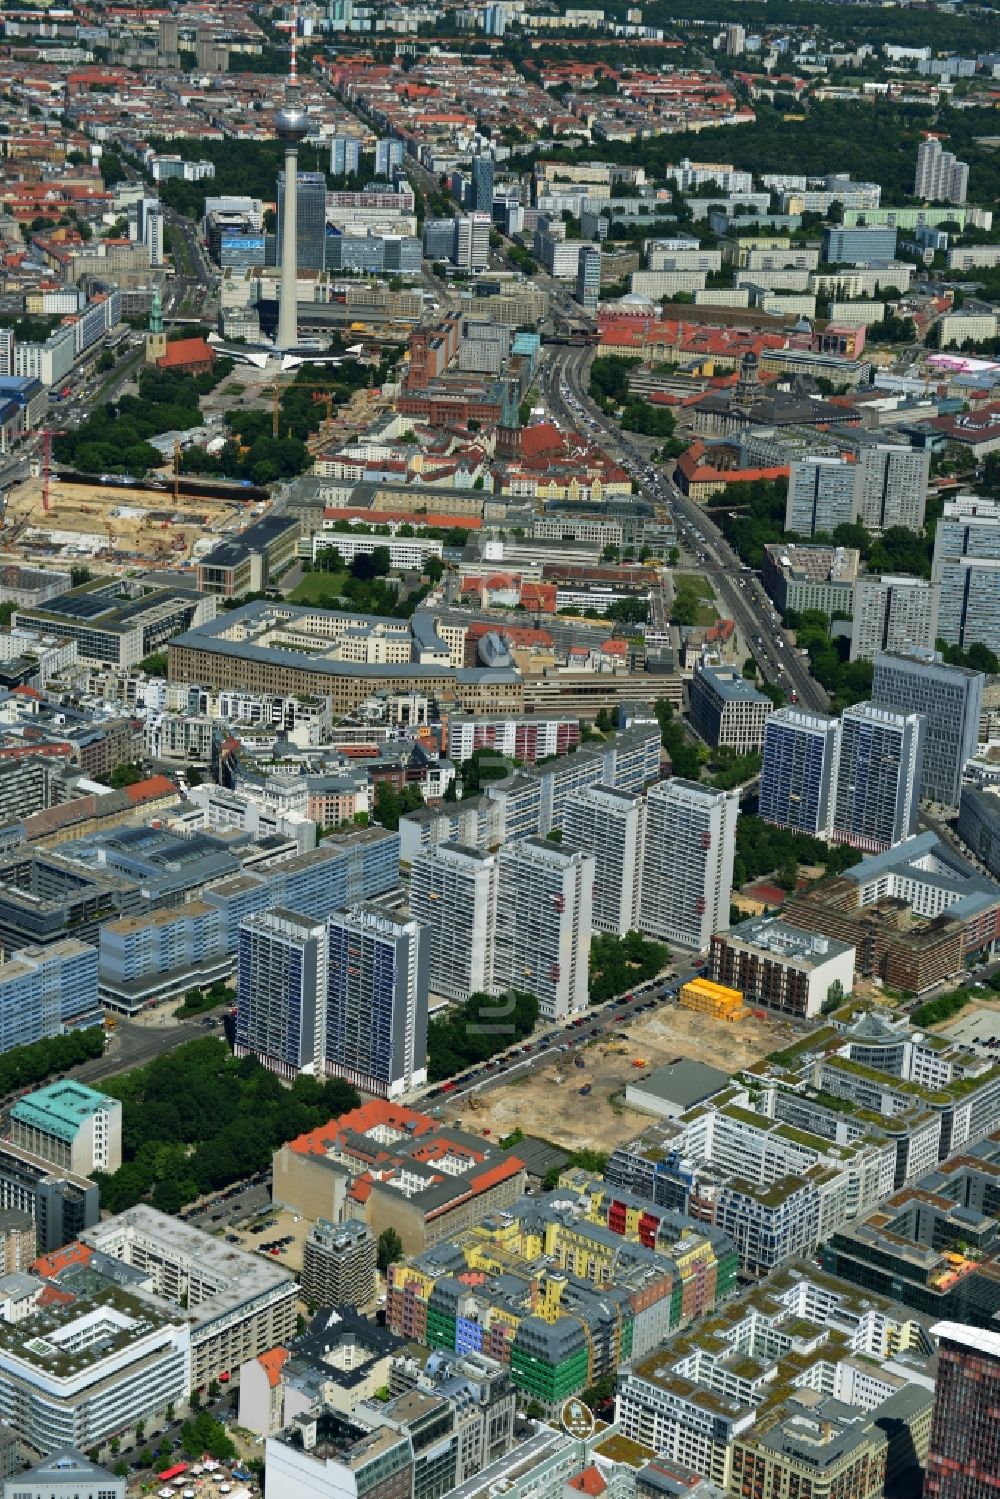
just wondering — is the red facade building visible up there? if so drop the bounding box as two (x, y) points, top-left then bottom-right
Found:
(925, 1322), (1000, 1499)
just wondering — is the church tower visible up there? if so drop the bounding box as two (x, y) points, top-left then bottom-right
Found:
(495, 376), (522, 460)
(145, 286), (167, 366)
(733, 349), (760, 407)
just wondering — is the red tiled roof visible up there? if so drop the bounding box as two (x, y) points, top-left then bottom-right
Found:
(677, 440), (788, 487)
(569, 1470), (608, 1497)
(929, 403), (1000, 444)
(0, 743), (72, 762)
(519, 422), (564, 457)
(287, 1123), (341, 1157)
(157, 337), (214, 369)
(425, 1155), (526, 1221)
(125, 774), (176, 803)
(31, 1242), (93, 1278)
(466, 622), (553, 648)
(258, 1347), (289, 1388)
(707, 619), (735, 643)
(37, 1284), (75, 1308)
(469, 1156), (524, 1194)
(519, 583), (558, 613)
(411, 1138), (484, 1166)
(287, 1099), (436, 1156)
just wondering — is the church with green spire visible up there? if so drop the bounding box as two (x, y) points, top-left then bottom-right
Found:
(145, 286), (167, 365)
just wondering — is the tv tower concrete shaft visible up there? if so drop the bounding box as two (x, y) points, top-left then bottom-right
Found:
(275, 14), (308, 351)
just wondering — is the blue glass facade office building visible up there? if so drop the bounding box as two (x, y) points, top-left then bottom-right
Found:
(276, 171), (328, 272)
(220, 232), (266, 270)
(759, 707), (841, 837)
(236, 908), (325, 1077)
(325, 907), (428, 1098)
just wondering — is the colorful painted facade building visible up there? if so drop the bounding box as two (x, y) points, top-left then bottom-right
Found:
(386, 1189), (737, 1407)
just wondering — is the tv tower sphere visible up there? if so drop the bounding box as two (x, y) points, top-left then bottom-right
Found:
(275, 98), (309, 141)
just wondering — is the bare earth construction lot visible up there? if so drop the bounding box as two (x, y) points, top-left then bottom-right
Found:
(2, 476), (252, 571)
(451, 1004), (792, 1154)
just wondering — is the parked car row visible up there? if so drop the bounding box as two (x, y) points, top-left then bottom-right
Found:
(423, 963), (700, 1102)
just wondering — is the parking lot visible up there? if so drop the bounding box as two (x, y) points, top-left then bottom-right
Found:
(181, 1190), (312, 1278)
(237, 1208), (314, 1277)
(937, 999), (1000, 1050)
(182, 1175), (272, 1233)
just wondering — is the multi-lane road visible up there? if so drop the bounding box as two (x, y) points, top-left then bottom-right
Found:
(163, 206), (215, 319)
(543, 344), (828, 712)
(70, 1013), (221, 1085)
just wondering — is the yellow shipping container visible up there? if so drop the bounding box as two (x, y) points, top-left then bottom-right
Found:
(679, 976), (745, 1020)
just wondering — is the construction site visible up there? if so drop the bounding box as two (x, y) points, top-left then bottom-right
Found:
(450, 1002), (790, 1155)
(0, 471), (261, 574)
(0, 360), (387, 575)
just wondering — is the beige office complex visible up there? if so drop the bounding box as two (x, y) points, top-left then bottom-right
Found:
(82, 1206), (297, 1389)
(169, 600), (522, 714)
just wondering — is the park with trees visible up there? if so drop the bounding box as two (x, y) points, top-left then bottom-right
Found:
(589, 931), (669, 1004)
(181, 350), (402, 488)
(54, 361), (234, 477)
(530, 95), (1000, 209)
(782, 608), (875, 713)
(654, 698), (702, 780)
(91, 1038), (361, 1214)
(731, 814), (863, 892)
(0, 1028), (104, 1103)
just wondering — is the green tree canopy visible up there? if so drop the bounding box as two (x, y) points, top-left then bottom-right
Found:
(377, 1226), (403, 1272)
(654, 698), (703, 780)
(427, 990), (539, 1081)
(92, 1039), (361, 1213)
(731, 815), (862, 890)
(590, 931), (669, 1004)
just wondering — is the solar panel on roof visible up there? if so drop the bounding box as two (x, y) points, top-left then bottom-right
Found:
(43, 592), (114, 620)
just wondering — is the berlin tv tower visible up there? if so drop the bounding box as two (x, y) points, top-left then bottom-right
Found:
(275, 11), (309, 351)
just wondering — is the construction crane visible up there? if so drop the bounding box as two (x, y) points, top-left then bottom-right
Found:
(40, 428), (65, 515)
(41, 429), (52, 516)
(270, 379), (339, 441)
(173, 438), (182, 503)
